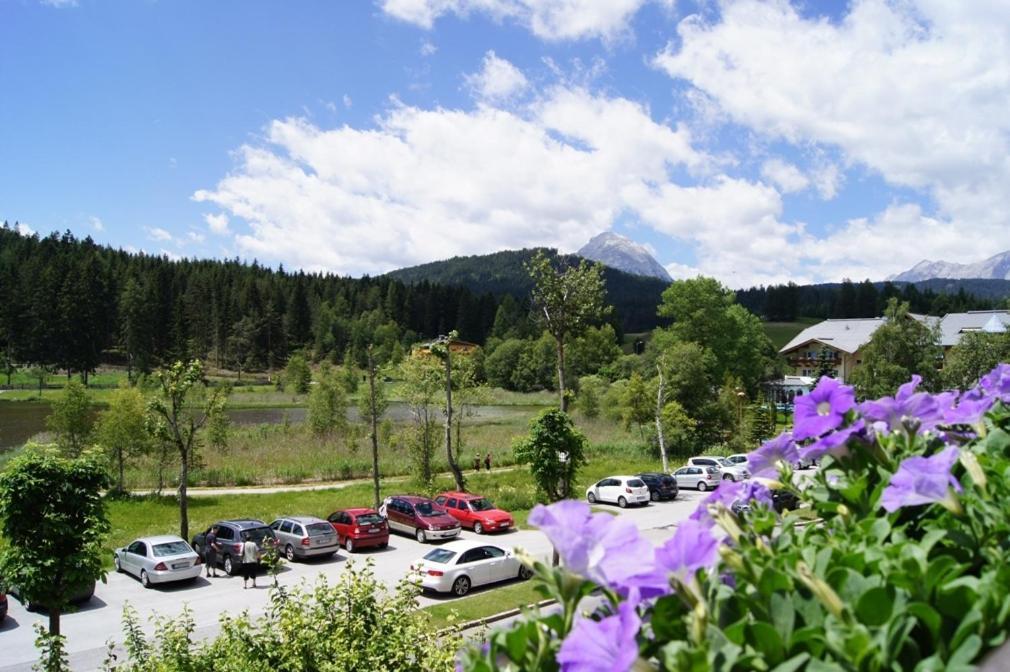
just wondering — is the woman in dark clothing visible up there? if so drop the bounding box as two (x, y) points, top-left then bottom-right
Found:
(204, 526), (220, 578)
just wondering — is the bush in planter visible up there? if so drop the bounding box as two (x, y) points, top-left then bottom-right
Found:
(462, 364), (1010, 671)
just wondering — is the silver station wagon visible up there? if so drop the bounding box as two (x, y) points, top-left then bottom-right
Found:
(269, 516), (340, 561)
(114, 535), (203, 588)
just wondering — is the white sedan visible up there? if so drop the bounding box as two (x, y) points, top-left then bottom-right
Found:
(411, 540), (532, 596)
(114, 535), (203, 588)
(586, 475), (651, 508)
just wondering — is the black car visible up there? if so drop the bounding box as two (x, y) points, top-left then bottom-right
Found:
(0, 586), (7, 621)
(7, 579), (95, 613)
(636, 472), (679, 502)
(191, 519), (277, 576)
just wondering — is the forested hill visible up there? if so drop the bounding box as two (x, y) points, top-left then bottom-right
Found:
(737, 278), (1005, 321)
(0, 224), (507, 380)
(385, 248), (671, 333)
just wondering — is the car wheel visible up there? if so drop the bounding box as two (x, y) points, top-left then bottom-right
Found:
(285, 544), (296, 562)
(379, 542), (388, 549)
(345, 537), (355, 553)
(114, 556), (123, 573)
(473, 522), (484, 535)
(651, 491), (660, 502)
(416, 528), (427, 543)
(618, 496), (628, 508)
(519, 565), (533, 580)
(140, 571), (151, 589)
(452, 576), (471, 596)
(587, 492), (596, 504)
(698, 481), (708, 492)
(223, 555), (235, 576)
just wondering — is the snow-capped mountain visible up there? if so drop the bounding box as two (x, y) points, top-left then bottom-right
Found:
(577, 232), (672, 282)
(890, 251), (1010, 282)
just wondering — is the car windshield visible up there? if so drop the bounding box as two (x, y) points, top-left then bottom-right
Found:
(706, 467), (721, 474)
(152, 541), (191, 557)
(627, 479), (646, 488)
(469, 498), (494, 511)
(423, 549), (456, 564)
(660, 476), (675, 485)
(414, 502), (437, 516)
(306, 523), (333, 536)
(243, 527), (273, 543)
(717, 458), (733, 466)
(356, 513), (384, 525)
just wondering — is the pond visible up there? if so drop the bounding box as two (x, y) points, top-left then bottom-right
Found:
(0, 401), (538, 451)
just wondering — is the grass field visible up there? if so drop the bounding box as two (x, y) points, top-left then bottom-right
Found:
(762, 317), (821, 350)
(422, 578), (545, 629)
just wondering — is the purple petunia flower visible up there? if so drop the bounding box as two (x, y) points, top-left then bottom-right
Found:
(557, 601), (641, 672)
(793, 377), (856, 441)
(935, 390), (994, 427)
(618, 518), (720, 599)
(528, 500), (653, 591)
(860, 375), (941, 434)
(690, 480), (773, 525)
(979, 363), (1010, 403)
(798, 419), (866, 461)
(881, 446), (962, 512)
(747, 432), (799, 477)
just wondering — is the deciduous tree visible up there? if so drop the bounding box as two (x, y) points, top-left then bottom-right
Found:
(850, 298), (943, 398)
(47, 380), (95, 457)
(94, 386), (152, 493)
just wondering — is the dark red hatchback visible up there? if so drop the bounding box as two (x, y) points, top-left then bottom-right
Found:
(326, 508), (389, 553)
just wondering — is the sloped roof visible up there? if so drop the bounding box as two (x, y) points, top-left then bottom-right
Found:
(938, 310), (1010, 347)
(780, 318), (886, 355)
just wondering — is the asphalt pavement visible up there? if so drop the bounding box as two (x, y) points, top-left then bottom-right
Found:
(0, 489), (710, 671)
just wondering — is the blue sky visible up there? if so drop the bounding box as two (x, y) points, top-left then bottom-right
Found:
(2, 1), (1007, 287)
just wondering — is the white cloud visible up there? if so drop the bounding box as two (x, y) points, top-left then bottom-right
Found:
(187, 231), (206, 244)
(16, 222), (35, 236)
(664, 261), (703, 280)
(379, 0), (649, 41)
(40, 0), (78, 7)
(194, 86), (750, 279)
(88, 215), (105, 232)
(342, 94), (353, 109)
(420, 40), (438, 56)
(654, 1), (1010, 275)
(204, 212), (230, 235)
(465, 51), (528, 102)
(146, 227), (173, 242)
(760, 159), (808, 194)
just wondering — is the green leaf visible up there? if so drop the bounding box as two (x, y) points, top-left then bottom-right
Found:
(770, 653), (811, 672)
(855, 586), (895, 627)
(748, 621), (785, 664)
(906, 602), (942, 644)
(948, 634), (982, 670)
(770, 593), (795, 646)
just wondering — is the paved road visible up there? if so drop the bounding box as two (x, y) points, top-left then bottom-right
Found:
(0, 490), (709, 671)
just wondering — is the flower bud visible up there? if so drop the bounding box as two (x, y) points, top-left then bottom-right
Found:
(959, 450), (987, 492)
(796, 561), (846, 621)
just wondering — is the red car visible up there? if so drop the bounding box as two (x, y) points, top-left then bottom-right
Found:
(326, 508), (389, 553)
(434, 491), (514, 534)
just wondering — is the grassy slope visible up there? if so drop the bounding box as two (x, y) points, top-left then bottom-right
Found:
(762, 317), (821, 350)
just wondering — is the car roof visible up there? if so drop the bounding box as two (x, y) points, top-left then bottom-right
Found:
(341, 507), (378, 515)
(136, 535), (188, 545)
(437, 491), (481, 500)
(279, 515), (327, 524)
(220, 519), (269, 528)
(637, 472), (671, 478)
(395, 495), (435, 504)
(428, 539), (505, 555)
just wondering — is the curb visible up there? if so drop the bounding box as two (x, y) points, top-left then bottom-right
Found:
(439, 598), (558, 636)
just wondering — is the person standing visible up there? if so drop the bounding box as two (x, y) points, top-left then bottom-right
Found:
(240, 532), (260, 589)
(473, 455), (481, 472)
(484, 452), (492, 472)
(204, 526), (220, 578)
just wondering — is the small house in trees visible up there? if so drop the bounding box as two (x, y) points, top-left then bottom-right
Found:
(412, 337), (479, 359)
(937, 310), (1010, 351)
(779, 317), (888, 383)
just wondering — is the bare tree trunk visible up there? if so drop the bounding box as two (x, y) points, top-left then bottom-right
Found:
(367, 347), (381, 512)
(655, 364), (669, 473)
(443, 344), (465, 492)
(556, 337), (567, 413)
(178, 445), (189, 541)
(49, 607), (60, 638)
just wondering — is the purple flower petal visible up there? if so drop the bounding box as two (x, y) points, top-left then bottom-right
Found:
(881, 446), (962, 512)
(979, 363), (1010, 403)
(798, 420), (866, 461)
(529, 500), (595, 575)
(793, 377), (856, 441)
(860, 375), (941, 434)
(558, 601), (641, 672)
(619, 518), (719, 598)
(690, 480), (773, 526)
(747, 432), (799, 478)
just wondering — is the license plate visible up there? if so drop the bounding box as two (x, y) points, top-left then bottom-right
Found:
(369, 527), (379, 533)
(171, 562), (188, 569)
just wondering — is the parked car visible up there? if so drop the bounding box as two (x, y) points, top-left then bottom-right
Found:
(585, 475), (651, 508)
(729, 451), (813, 471)
(113, 535), (202, 588)
(687, 456), (750, 481)
(191, 519), (276, 576)
(7, 579), (95, 612)
(636, 472), (679, 501)
(0, 585), (7, 621)
(379, 495), (461, 543)
(327, 508), (389, 552)
(269, 516), (340, 561)
(434, 491), (514, 534)
(672, 465), (721, 491)
(727, 454), (749, 467)
(410, 539), (532, 596)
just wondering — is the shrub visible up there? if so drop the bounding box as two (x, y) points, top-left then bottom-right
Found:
(463, 364), (1010, 671)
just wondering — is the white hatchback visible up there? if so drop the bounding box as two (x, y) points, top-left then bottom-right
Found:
(687, 456), (750, 482)
(673, 465), (721, 492)
(586, 475), (651, 508)
(411, 540), (532, 596)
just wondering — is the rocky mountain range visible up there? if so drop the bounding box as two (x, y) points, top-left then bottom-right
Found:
(577, 232), (672, 282)
(890, 250), (1010, 282)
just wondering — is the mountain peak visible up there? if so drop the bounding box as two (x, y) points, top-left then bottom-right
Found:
(578, 232), (672, 282)
(890, 250), (1010, 282)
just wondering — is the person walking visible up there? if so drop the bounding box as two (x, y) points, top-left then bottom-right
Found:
(484, 452), (492, 472)
(240, 532), (260, 589)
(473, 455), (481, 472)
(204, 526), (220, 578)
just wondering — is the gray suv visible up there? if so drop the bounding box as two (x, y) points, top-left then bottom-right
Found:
(269, 516), (339, 561)
(191, 519), (276, 576)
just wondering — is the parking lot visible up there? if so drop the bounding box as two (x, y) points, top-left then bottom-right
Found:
(0, 490), (710, 671)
